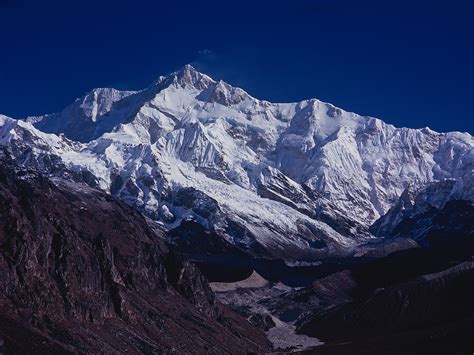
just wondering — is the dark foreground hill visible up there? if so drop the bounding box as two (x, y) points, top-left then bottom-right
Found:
(0, 151), (270, 354)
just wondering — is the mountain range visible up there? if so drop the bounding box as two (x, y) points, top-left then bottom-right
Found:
(1, 65), (473, 353)
(1, 64), (472, 260)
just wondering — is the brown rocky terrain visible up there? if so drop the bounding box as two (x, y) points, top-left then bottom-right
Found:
(0, 150), (270, 354)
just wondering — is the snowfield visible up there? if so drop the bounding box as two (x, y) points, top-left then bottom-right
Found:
(1, 65), (472, 259)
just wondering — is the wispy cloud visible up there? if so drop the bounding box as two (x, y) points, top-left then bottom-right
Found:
(190, 49), (218, 69)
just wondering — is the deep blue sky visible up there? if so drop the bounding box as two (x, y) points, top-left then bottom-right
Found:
(1, 0), (472, 133)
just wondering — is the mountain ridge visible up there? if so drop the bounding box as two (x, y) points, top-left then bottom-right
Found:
(1, 65), (472, 260)
(0, 149), (271, 353)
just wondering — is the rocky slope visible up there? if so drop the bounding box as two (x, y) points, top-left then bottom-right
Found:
(204, 193), (474, 353)
(0, 150), (270, 354)
(296, 261), (474, 355)
(372, 178), (474, 244)
(0, 65), (472, 259)
(293, 202), (474, 354)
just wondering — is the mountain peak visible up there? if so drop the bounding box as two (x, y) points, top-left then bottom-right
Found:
(171, 64), (214, 90)
(182, 63), (198, 73)
(1, 64), (473, 261)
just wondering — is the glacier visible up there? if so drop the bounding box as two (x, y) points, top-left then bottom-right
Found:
(1, 65), (472, 259)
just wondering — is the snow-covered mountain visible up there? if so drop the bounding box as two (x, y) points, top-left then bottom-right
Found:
(1, 65), (472, 259)
(372, 178), (474, 243)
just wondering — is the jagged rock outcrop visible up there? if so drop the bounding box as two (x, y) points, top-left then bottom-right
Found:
(0, 151), (270, 354)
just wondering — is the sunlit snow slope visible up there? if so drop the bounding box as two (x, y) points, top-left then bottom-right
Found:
(1, 65), (472, 259)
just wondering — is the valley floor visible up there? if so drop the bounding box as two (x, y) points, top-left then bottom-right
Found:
(211, 272), (323, 352)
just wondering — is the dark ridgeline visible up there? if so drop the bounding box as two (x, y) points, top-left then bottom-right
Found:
(294, 199), (474, 355)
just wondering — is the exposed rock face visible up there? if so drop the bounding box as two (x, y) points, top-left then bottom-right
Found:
(372, 179), (474, 246)
(0, 151), (270, 354)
